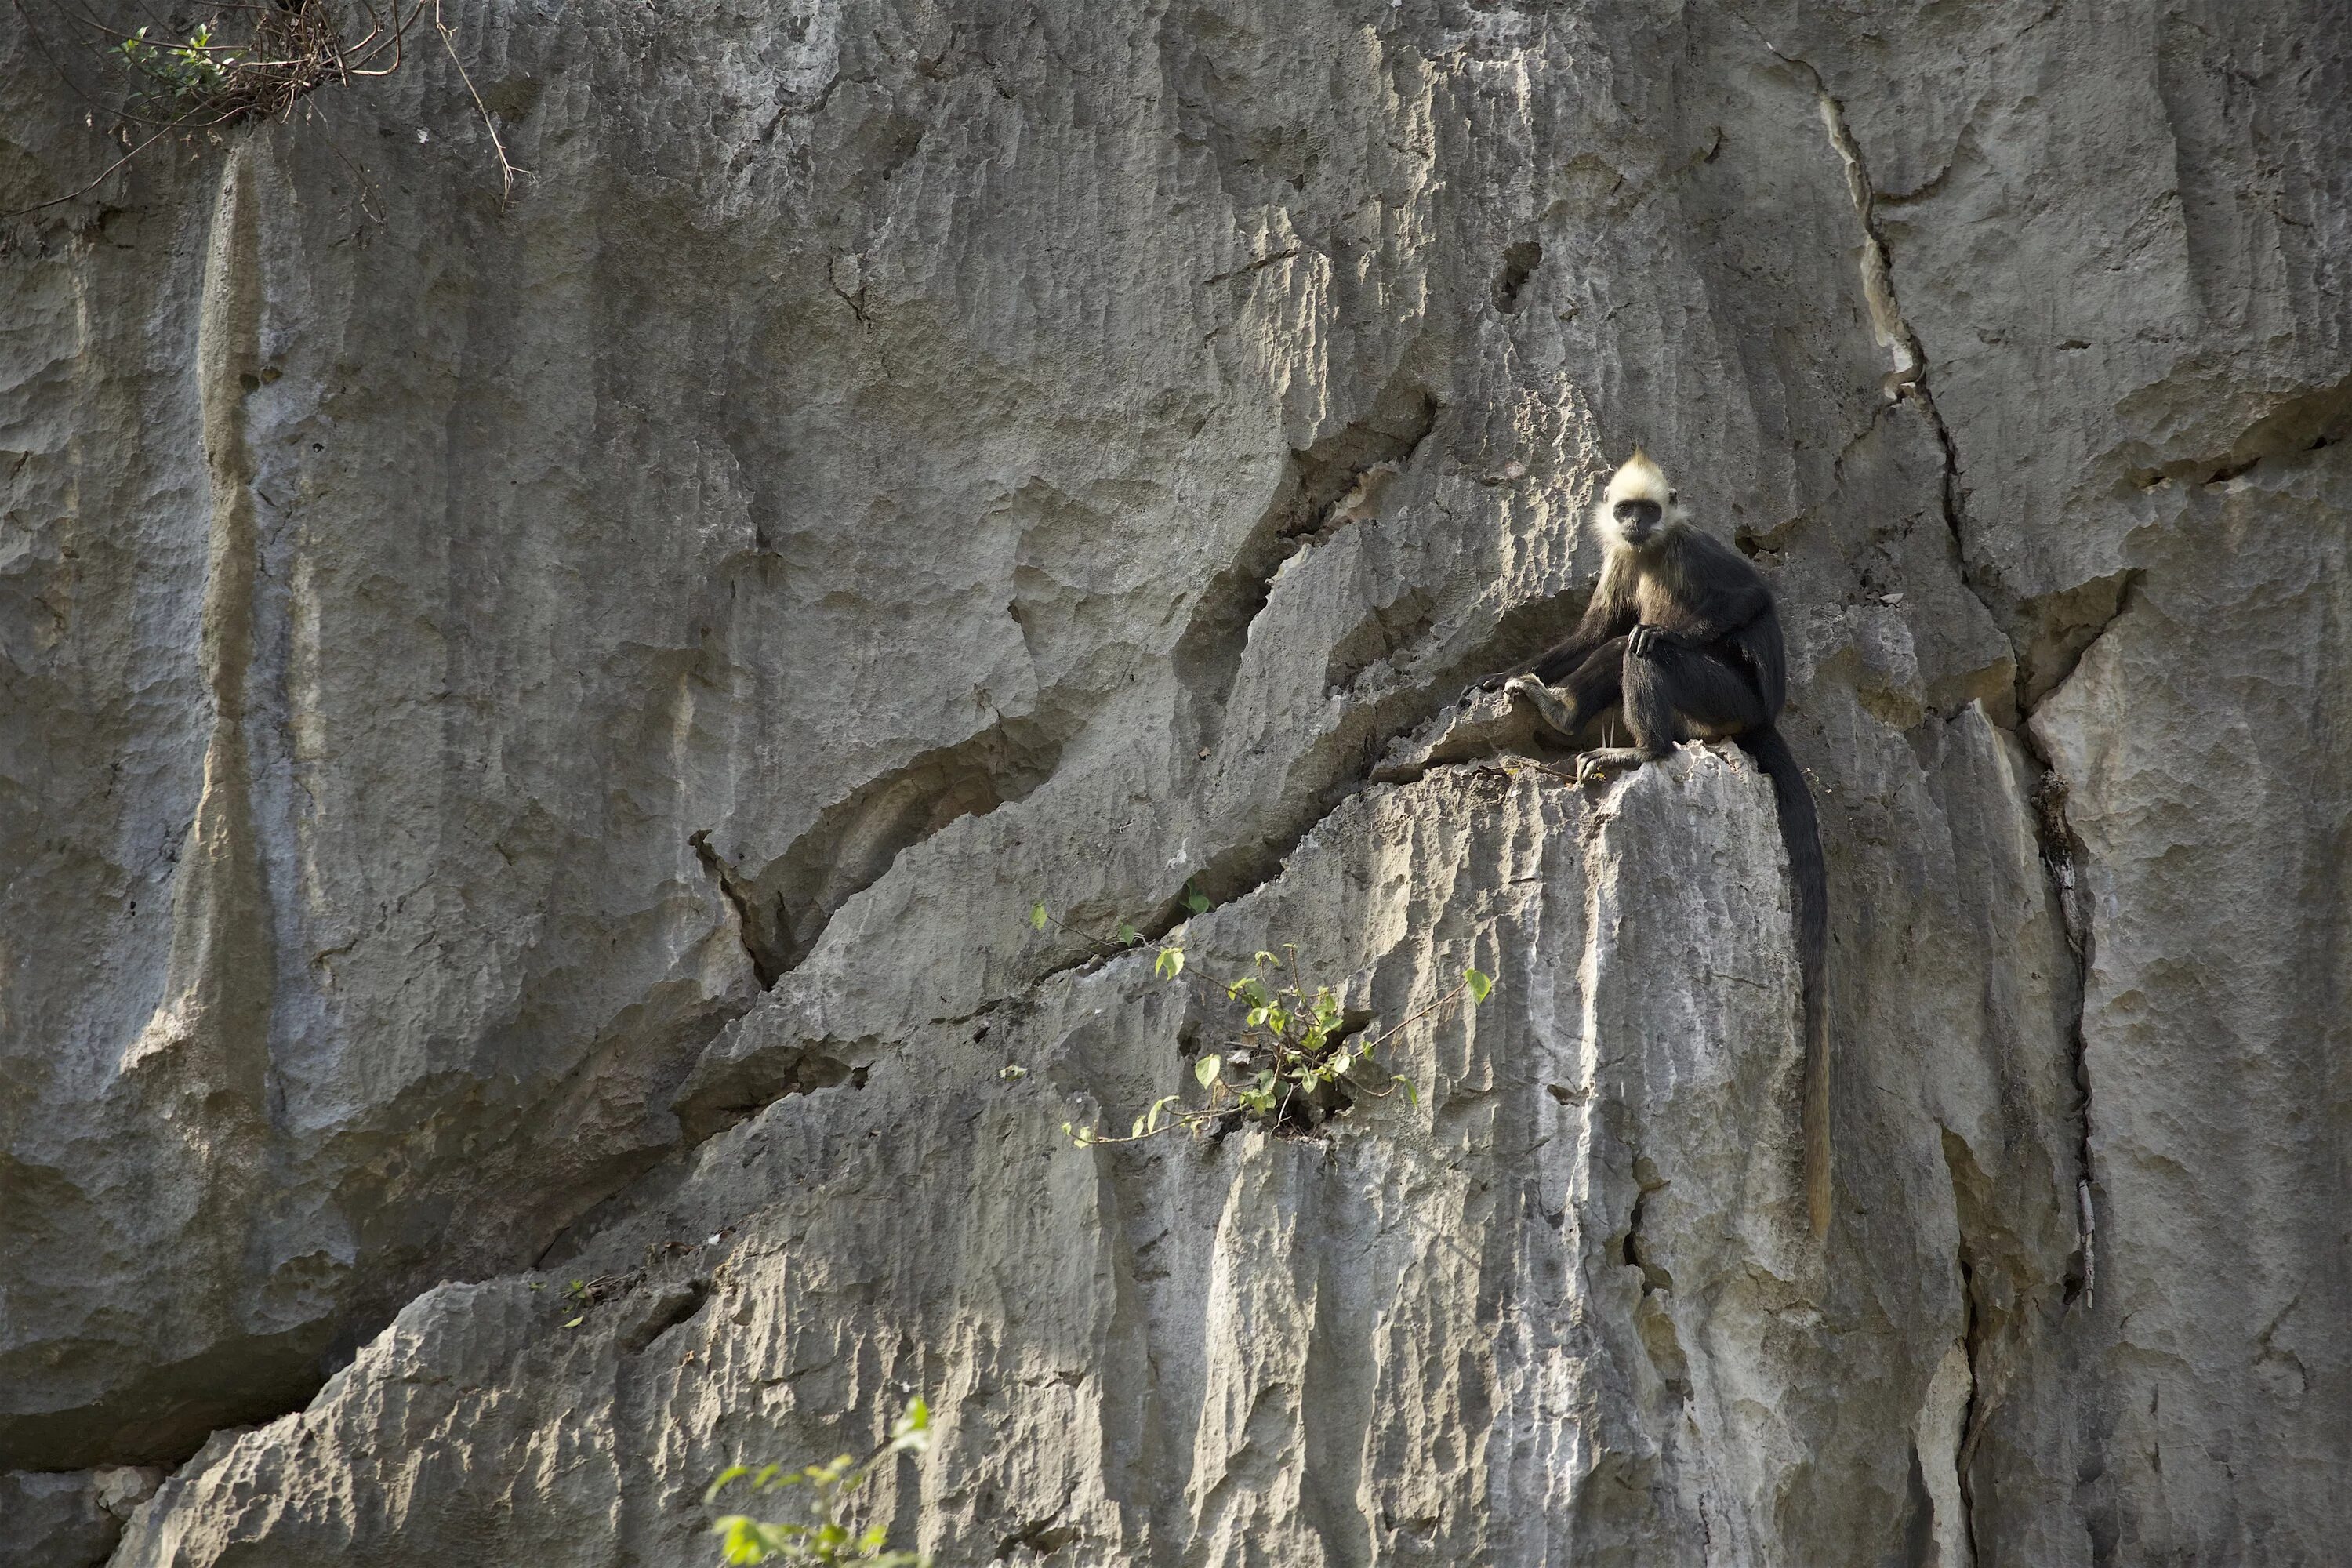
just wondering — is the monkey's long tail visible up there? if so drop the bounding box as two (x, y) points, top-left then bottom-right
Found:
(1739, 725), (1831, 1237)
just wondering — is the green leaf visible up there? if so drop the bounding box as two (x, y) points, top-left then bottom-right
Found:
(1155, 947), (1185, 980)
(1195, 1054), (1221, 1089)
(1254, 950), (1279, 967)
(1030, 902), (1049, 931)
(1116, 921), (1140, 946)
(710, 1515), (762, 1563)
(562, 1315), (583, 1328)
(1465, 967), (1494, 1004)
(705, 1465), (752, 1504)
(1186, 888), (1212, 914)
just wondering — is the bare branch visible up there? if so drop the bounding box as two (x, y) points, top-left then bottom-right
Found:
(431, 0), (521, 208)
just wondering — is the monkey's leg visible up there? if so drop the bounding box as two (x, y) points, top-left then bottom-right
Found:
(1654, 646), (1777, 735)
(1510, 635), (1631, 747)
(1581, 642), (1769, 785)
(1560, 635), (1630, 720)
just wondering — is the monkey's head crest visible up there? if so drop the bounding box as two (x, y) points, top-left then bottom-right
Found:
(1596, 449), (1682, 548)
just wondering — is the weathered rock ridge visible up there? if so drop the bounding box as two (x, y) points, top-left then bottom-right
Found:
(2, 0), (2345, 1563)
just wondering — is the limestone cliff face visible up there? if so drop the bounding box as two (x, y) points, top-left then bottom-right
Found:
(1, 1), (2343, 1563)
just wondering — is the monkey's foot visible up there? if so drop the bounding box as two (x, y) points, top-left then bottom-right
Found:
(1504, 673), (1583, 740)
(1574, 746), (1646, 786)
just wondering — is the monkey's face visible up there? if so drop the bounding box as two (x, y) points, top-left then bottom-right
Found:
(1611, 495), (1665, 545)
(1597, 451), (1679, 549)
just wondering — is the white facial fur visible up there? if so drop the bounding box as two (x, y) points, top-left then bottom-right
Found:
(1594, 451), (1682, 546)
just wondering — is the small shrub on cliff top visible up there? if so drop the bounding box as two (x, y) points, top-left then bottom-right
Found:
(13, 0), (519, 217)
(1031, 895), (1493, 1145)
(706, 1397), (932, 1566)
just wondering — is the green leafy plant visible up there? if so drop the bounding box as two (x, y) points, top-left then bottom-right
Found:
(118, 23), (235, 103)
(1031, 895), (1495, 1145)
(706, 1397), (933, 1566)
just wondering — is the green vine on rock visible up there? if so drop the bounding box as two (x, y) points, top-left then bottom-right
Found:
(706, 1397), (933, 1566)
(1029, 893), (1494, 1146)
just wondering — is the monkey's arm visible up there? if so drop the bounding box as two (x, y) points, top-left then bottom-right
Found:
(1668, 543), (1789, 713)
(1640, 580), (1773, 651)
(1642, 534), (1778, 650)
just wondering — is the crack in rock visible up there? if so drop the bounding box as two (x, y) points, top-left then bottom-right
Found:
(1776, 29), (2109, 1369)
(1489, 239), (1541, 314)
(1798, 60), (2000, 626)
(710, 717), (1068, 989)
(1172, 376), (1439, 755)
(690, 830), (779, 987)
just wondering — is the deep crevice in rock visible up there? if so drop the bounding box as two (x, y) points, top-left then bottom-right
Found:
(2013, 569), (2142, 712)
(1822, 99), (1994, 616)
(675, 1045), (869, 1145)
(1171, 376), (1438, 755)
(995, 1518), (1081, 1559)
(2010, 706), (2098, 1312)
(1953, 1250), (1986, 1566)
(691, 829), (780, 987)
(1994, 394), (2352, 1292)
(0, 1326), (328, 1472)
(1786, 26), (2108, 1376)
(1489, 240), (1541, 314)
(1940, 1130), (2000, 1568)
(617, 1278), (711, 1356)
(1620, 1160), (1673, 1296)
(2122, 376), (2352, 492)
(1763, 36), (2011, 654)
(719, 717), (1067, 988)
(1899, 1444), (1937, 1568)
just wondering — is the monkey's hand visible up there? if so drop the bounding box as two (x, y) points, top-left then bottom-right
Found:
(1627, 624), (1683, 659)
(1574, 746), (1646, 786)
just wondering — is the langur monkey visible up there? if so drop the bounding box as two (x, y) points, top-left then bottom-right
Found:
(1478, 452), (1831, 1236)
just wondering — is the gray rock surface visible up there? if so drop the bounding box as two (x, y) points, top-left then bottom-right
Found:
(0, 0), (2343, 1563)
(0, 1472), (118, 1568)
